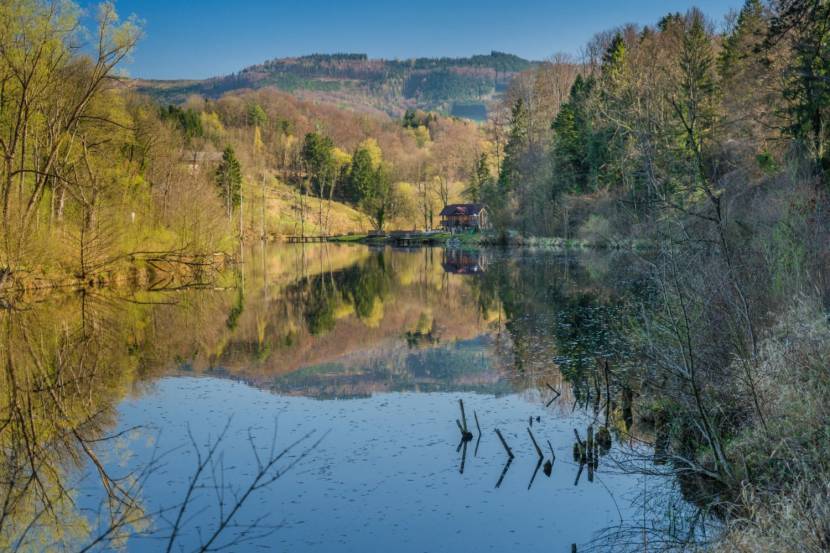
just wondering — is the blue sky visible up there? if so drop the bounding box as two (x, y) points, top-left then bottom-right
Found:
(83, 0), (745, 80)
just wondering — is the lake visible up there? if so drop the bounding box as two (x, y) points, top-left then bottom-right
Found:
(1, 245), (708, 552)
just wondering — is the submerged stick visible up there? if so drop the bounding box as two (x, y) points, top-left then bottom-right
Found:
(574, 461), (585, 486)
(494, 428), (514, 459)
(527, 427), (543, 459)
(495, 457), (512, 488)
(546, 382), (561, 399)
(458, 399), (469, 432)
(456, 415), (472, 442)
(527, 458), (543, 490)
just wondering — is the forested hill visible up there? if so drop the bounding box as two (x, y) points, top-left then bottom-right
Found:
(131, 51), (535, 120)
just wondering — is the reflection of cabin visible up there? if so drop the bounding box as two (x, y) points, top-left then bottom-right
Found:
(442, 249), (487, 275)
(180, 151), (224, 174)
(439, 204), (489, 231)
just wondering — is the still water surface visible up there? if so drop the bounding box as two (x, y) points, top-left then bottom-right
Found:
(7, 245), (701, 552)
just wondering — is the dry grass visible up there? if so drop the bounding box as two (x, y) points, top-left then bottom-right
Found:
(712, 298), (830, 552)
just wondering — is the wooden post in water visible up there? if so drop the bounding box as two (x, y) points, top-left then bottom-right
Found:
(527, 427), (543, 459)
(495, 429), (514, 459)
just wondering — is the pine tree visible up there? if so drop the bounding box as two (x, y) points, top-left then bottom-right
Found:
(498, 98), (529, 191)
(465, 152), (492, 202)
(674, 9), (718, 178)
(301, 132), (335, 196)
(719, 0), (772, 143)
(347, 147), (376, 202)
(215, 146), (242, 220)
(769, 0), (830, 174)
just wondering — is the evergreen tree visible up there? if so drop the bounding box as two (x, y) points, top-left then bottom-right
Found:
(719, 0), (772, 143)
(215, 146), (242, 219)
(769, 0), (830, 174)
(247, 103), (268, 128)
(551, 75), (604, 193)
(464, 152), (492, 202)
(720, 0), (767, 74)
(601, 33), (627, 84)
(498, 97), (530, 191)
(301, 132), (335, 196)
(347, 147), (376, 202)
(674, 9), (718, 178)
(360, 164), (400, 231)
(161, 105), (204, 140)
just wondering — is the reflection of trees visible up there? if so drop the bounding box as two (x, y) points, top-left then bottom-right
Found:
(466, 252), (660, 444)
(294, 251), (394, 336)
(0, 286), (314, 551)
(0, 293), (146, 550)
(468, 252), (716, 551)
(469, 253), (644, 386)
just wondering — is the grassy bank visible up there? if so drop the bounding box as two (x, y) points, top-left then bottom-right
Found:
(326, 229), (654, 250)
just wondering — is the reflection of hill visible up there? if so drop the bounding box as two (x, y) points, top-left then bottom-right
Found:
(210, 246), (507, 393)
(269, 337), (513, 399)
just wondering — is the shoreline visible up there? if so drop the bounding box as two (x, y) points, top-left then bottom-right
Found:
(327, 231), (654, 251)
(0, 252), (233, 301)
(0, 236), (652, 299)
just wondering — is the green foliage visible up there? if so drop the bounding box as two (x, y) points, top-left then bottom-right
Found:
(719, 0), (767, 76)
(359, 164), (402, 231)
(676, 9), (718, 163)
(346, 147), (375, 202)
(756, 150), (779, 173)
(215, 146), (242, 212)
(402, 109), (437, 129)
(550, 75), (607, 193)
(247, 103), (268, 127)
(301, 132), (336, 196)
(465, 152), (492, 202)
(403, 70), (493, 102)
(499, 97), (530, 192)
(770, 0), (830, 174)
(138, 51), (534, 116)
(601, 33), (627, 83)
(160, 104), (204, 139)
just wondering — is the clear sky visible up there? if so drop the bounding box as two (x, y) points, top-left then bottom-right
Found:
(82, 0), (745, 80)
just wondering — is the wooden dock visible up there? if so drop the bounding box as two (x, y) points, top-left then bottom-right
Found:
(286, 235), (330, 243)
(391, 231), (445, 246)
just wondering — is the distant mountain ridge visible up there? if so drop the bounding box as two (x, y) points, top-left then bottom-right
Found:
(132, 51), (536, 120)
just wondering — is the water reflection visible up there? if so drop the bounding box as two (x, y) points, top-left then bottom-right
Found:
(0, 244), (711, 552)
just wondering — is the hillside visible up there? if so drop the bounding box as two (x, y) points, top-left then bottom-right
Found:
(253, 179), (371, 237)
(131, 51), (535, 120)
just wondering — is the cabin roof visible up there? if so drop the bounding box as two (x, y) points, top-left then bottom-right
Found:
(439, 203), (486, 217)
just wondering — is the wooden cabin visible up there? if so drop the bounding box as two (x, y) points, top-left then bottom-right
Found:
(439, 204), (489, 232)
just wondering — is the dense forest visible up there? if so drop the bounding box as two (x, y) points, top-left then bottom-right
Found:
(477, 2), (828, 550)
(134, 51), (534, 117)
(2, 0), (830, 550)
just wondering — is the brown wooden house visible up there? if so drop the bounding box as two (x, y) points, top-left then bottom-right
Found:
(439, 204), (489, 231)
